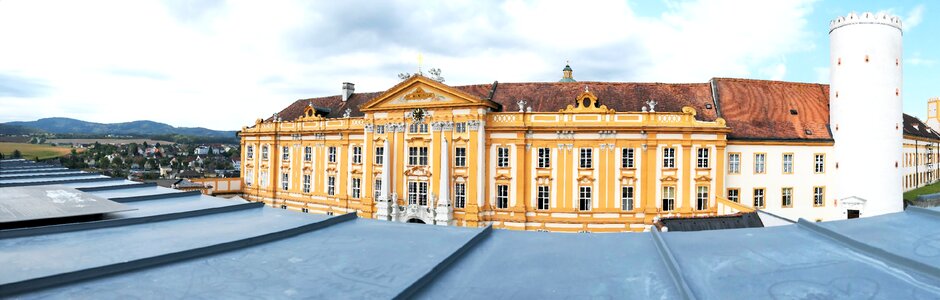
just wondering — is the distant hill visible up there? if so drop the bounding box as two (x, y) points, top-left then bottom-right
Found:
(3, 118), (236, 138)
(0, 123), (45, 135)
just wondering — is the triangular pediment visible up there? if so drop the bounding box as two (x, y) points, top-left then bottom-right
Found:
(360, 75), (499, 112)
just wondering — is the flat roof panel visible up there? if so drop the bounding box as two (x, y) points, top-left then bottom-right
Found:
(0, 185), (135, 223)
(663, 224), (940, 299)
(0, 174), (107, 184)
(819, 211), (940, 270)
(416, 230), (679, 299)
(56, 180), (138, 189)
(83, 185), (179, 199)
(106, 194), (246, 219)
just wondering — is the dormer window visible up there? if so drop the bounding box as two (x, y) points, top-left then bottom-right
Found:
(790, 109), (799, 115)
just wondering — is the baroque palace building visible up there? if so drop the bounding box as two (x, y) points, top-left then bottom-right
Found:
(240, 12), (940, 232)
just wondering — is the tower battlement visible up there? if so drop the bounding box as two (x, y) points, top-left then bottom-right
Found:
(830, 12), (902, 33)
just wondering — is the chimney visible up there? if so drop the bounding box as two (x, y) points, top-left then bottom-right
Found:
(342, 82), (355, 102)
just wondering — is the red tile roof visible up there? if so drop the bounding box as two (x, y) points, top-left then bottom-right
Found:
(264, 78), (933, 142)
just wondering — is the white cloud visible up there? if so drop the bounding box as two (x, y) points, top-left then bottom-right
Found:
(0, 0), (819, 130)
(904, 4), (925, 31)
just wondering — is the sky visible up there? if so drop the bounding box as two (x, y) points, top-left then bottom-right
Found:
(0, 0), (936, 131)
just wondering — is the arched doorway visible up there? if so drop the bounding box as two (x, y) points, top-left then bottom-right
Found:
(407, 218), (426, 224)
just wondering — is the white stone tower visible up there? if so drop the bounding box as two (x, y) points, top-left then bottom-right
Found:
(830, 12), (903, 217)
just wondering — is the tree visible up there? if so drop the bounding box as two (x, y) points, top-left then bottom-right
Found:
(98, 157), (110, 169)
(12, 149), (22, 158)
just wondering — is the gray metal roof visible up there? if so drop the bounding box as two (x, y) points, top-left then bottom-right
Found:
(2, 159), (940, 299)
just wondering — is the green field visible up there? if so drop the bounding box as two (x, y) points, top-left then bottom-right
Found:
(904, 180), (940, 202)
(0, 142), (80, 160)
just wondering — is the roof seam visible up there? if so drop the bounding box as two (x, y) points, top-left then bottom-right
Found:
(651, 228), (697, 300)
(394, 225), (494, 299)
(109, 190), (203, 203)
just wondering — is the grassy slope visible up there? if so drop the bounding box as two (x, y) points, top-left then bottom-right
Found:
(904, 181), (940, 202)
(0, 142), (79, 160)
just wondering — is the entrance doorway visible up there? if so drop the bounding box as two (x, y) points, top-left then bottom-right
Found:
(407, 218), (426, 224)
(847, 209), (860, 219)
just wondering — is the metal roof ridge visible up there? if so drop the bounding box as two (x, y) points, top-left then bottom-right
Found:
(651, 228), (697, 300)
(397, 225), (493, 299)
(109, 190), (203, 203)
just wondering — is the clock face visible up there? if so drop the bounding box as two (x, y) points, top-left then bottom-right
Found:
(412, 108), (425, 122)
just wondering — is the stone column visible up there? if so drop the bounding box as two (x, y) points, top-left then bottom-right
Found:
(435, 136), (453, 225)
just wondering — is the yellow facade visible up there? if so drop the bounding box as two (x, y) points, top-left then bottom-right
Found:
(240, 75), (731, 232)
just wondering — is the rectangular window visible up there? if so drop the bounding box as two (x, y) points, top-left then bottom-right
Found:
(537, 185), (550, 210)
(281, 173), (289, 191)
(328, 146), (337, 163)
(696, 186), (709, 210)
(728, 153), (740, 174)
(455, 122), (467, 133)
(782, 187), (793, 207)
(727, 188), (739, 203)
(782, 153), (793, 174)
(351, 178), (361, 199)
(814, 154), (825, 173)
(622, 186), (634, 211)
(496, 185), (509, 209)
(754, 153), (766, 174)
(455, 147), (467, 167)
(814, 187), (825, 206)
(374, 178), (382, 199)
(262, 146), (269, 160)
(352, 146), (362, 164)
(282, 146), (290, 161)
(579, 186), (592, 211)
(455, 183), (466, 208)
(247, 145), (254, 159)
(302, 174), (311, 193)
(420, 123), (428, 133)
(409, 123), (418, 133)
(408, 147), (429, 166)
(245, 169), (254, 187)
(662, 186), (675, 211)
(375, 125), (385, 134)
(622, 148), (635, 168)
(260, 171), (268, 187)
(375, 147), (384, 165)
(753, 188), (765, 208)
(663, 148), (676, 169)
(327, 176), (335, 196)
(580, 148), (593, 169)
(304, 146), (312, 161)
(537, 148), (551, 168)
(697, 148), (710, 168)
(408, 181), (429, 205)
(497, 147), (510, 167)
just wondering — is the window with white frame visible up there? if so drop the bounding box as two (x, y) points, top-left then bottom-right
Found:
(351, 178), (361, 198)
(327, 176), (336, 196)
(408, 181), (428, 205)
(782, 187), (793, 207)
(455, 147), (467, 167)
(537, 148), (551, 168)
(245, 169), (253, 187)
(455, 183), (466, 208)
(729, 153), (740, 174)
(814, 187), (825, 206)
(375, 146), (384, 165)
(579, 186), (592, 211)
(455, 122), (466, 133)
(374, 178), (382, 199)
(496, 185), (509, 208)
(328, 146), (337, 163)
(420, 123), (428, 133)
(697, 148), (710, 168)
(663, 148), (676, 168)
(247, 145), (254, 159)
(579, 148), (593, 169)
(783, 153), (793, 173)
(408, 147), (428, 166)
(754, 153), (766, 174)
(352, 146), (362, 164)
(727, 188), (739, 202)
(304, 146), (312, 161)
(662, 186), (675, 211)
(262, 146), (269, 160)
(282, 146), (290, 161)
(622, 148), (634, 168)
(497, 147), (510, 167)
(281, 173), (289, 191)
(302, 174), (311, 193)
(696, 186), (709, 210)
(814, 154), (825, 173)
(753, 188), (765, 208)
(409, 122), (419, 133)
(375, 125), (385, 134)
(260, 171), (268, 187)
(622, 186), (634, 211)
(537, 185), (550, 210)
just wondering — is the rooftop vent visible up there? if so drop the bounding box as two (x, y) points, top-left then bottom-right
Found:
(804, 129), (813, 135)
(790, 109), (798, 115)
(705, 104), (713, 109)
(342, 82), (355, 102)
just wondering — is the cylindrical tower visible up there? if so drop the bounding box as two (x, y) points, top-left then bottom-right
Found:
(830, 12), (903, 217)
